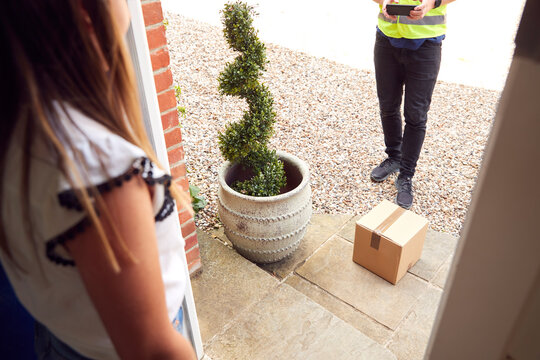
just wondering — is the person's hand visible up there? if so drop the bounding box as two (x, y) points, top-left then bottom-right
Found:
(381, 0), (399, 21)
(408, 0), (436, 20)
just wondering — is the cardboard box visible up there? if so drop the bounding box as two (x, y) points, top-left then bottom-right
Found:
(353, 200), (428, 284)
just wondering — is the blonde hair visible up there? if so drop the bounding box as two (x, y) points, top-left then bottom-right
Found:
(0, 0), (191, 272)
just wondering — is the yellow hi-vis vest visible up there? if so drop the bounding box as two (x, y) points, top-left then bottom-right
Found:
(378, 0), (447, 39)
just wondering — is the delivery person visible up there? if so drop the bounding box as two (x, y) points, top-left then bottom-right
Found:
(370, 0), (455, 209)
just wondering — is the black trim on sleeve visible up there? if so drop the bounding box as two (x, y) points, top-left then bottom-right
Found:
(47, 157), (175, 266)
(45, 218), (90, 266)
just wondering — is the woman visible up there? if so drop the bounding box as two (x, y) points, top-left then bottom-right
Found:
(0, 1), (196, 359)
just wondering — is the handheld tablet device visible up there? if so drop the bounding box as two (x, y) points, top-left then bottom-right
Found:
(386, 4), (416, 16)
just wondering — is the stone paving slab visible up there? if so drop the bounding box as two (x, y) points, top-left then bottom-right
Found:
(210, 226), (232, 246)
(408, 230), (458, 282)
(260, 213), (353, 279)
(204, 283), (397, 360)
(191, 230), (280, 342)
(296, 235), (429, 330)
(387, 286), (443, 360)
(337, 215), (458, 283)
(432, 255), (453, 289)
(194, 218), (457, 360)
(285, 274), (393, 345)
(337, 214), (360, 243)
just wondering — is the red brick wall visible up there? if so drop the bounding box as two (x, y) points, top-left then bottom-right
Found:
(141, 0), (201, 275)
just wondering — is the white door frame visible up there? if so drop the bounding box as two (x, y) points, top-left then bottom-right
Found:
(426, 1), (540, 358)
(125, 1), (204, 358)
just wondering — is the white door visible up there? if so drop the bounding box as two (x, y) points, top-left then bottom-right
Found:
(426, 1), (540, 358)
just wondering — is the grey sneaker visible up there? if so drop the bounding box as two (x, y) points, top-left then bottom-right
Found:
(395, 175), (413, 209)
(370, 158), (400, 182)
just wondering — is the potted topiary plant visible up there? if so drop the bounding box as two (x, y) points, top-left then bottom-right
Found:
(217, 1), (312, 264)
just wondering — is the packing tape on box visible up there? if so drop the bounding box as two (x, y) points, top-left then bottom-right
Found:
(370, 206), (406, 250)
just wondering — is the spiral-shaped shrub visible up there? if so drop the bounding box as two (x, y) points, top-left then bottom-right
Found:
(218, 1), (286, 197)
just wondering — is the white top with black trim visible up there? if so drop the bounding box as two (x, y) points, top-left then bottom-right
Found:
(0, 104), (187, 359)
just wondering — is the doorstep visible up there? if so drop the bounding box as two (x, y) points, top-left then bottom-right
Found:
(192, 212), (457, 360)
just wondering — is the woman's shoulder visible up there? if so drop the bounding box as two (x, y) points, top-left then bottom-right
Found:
(2, 103), (175, 267)
(55, 103), (148, 188)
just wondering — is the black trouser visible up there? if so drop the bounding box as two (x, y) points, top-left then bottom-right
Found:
(374, 31), (442, 178)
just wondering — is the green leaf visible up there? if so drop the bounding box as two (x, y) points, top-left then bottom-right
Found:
(189, 184), (207, 213)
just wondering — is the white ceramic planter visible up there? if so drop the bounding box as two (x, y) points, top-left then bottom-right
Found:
(217, 151), (312, 263)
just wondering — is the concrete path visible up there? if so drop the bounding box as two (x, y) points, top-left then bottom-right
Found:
(192, 214), (457, 360)
(162, 0), (526, 91)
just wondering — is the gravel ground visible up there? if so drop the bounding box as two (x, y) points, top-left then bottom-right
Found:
(166, 14), (500, 237)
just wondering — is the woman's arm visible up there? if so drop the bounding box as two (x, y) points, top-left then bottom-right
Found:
(65, 176), (196, 360)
